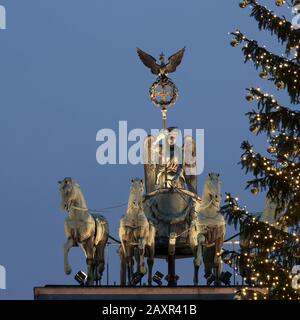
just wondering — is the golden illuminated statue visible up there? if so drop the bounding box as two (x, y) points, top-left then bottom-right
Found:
(144, 127), (197, 194)
(137, 47), (227, 287)
(59, 178), (109, 285)
(119, 178), (155, 286)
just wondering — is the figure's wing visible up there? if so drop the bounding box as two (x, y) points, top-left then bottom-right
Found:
(137, 48), (160, 75)
(143, 135), (157, 194)
(166, 47), (186, 74)
(183, 135), (197, 194)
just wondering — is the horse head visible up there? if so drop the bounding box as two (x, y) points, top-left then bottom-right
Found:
(58, 177), (83, 212)
(262, 194), (288, 231)
(129, 178), (144, 208)
(202, 173), (222, 209)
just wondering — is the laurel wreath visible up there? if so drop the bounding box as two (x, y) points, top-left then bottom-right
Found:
(149, 77), (179, 107)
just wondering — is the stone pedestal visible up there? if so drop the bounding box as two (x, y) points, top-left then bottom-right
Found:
(34, 285), (263, 300)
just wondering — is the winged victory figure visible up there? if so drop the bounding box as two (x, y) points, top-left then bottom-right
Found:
(137, 47), (186, 77)
(143, 128), (197, 194)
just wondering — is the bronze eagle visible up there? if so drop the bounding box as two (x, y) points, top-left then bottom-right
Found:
(137, 47), (186, 77)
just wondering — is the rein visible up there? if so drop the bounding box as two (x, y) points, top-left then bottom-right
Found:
(173, 186), (222, 220)
(173, 186), (214, 212)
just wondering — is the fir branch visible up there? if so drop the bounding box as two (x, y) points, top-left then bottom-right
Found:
(231, 30), (300, 104)
(269, 133), (300, 159)
(240, 141), (300, 218)
(246, 87), (300, 137)
(249, 1), (300, 61)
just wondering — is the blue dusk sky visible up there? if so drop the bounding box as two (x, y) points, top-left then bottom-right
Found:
(0, 0), (295, 299)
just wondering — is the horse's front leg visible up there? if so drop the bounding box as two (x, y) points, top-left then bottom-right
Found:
(124, 243), (133, 286)
(120, 253), (127, 286)
(193, 234), (204, 286)
(138, 238), (146, 275)
(64, 237), (73, 275)
(127, 259), (133, 285)
(94, 241), (106, 285)
(119, 243), (127, 286)
(147, 244), (154, 286)
(213, 236), (223, 286)
(83, 237), (95, 286)
(193, 247), (200, 286)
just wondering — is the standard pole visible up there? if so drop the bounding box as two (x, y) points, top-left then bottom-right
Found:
(161, 108), (168, 189)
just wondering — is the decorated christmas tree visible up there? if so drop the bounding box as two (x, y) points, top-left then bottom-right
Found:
(221, 0), (300, 299)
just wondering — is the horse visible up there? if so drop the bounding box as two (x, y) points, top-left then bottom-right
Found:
(119, 178), (155, 286)
(260, 195), (288, 231)
(189, 173), (226, 286)
(59, 177), (109, 285)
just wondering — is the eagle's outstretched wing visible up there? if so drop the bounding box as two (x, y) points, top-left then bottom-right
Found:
(183, 135), (197, 194)
(143, 135), (157, 194)
(166, 47), (186, 74)
(137, 48), (160, 75)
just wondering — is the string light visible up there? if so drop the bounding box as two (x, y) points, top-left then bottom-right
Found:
(225, 0), (300, 301)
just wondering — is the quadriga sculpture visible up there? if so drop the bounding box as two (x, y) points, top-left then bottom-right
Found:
(119, 178), (155, 286)
(189, 173), (226, 286)
(59, 177), (109, 285)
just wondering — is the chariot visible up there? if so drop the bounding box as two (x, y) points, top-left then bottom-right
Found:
(119, 48), (226, 286)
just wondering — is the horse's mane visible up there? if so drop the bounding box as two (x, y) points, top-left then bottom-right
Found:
(127, 180), (144, 214)
(202, 175), (219, 200)
(67, 181), (88, 210)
